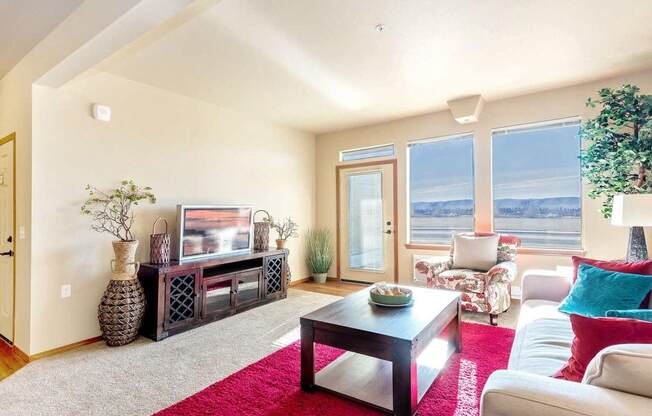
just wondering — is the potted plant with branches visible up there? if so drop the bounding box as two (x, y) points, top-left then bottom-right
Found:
(306, 229), (333, 284)
(580, 84), (651, 259)
(81, 180), (156, 346)
(267, 216), (299, 249)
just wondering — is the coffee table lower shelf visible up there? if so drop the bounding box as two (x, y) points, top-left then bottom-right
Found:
(314, 340), (455, 413)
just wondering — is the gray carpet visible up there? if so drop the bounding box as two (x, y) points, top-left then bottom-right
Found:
(0, 289), (519, 416)
(0, 289), (339, 416)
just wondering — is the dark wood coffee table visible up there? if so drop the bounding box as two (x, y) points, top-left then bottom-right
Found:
(300, 287), (461, 416)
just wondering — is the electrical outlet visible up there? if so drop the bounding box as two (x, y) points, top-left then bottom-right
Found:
(61, 284), (71, 298)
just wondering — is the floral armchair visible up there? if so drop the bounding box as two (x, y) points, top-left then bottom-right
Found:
(414, 233), (520, 325)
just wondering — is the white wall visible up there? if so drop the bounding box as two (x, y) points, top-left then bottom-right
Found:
(316, 69), (652, 288)
(30, 71), (315, 354)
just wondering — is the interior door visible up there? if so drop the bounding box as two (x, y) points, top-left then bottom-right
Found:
(338, 163), (396, 283)
(0, 139), (14, 342)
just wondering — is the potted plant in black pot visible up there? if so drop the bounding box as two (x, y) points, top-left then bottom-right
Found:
(306, 229), (333, 284)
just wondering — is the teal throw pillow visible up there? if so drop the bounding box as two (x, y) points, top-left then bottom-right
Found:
(558, 264), (652, 317)
(606, 309), (652, 322)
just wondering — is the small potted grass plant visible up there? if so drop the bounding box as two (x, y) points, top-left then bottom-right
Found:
(306, 229), (333, 284)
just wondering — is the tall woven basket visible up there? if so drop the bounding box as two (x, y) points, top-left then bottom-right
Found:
(253, 210), (271, 251)
(98, 240), (145, 347)
(98, 279), (145, 346)
(150, 217), (171, 264)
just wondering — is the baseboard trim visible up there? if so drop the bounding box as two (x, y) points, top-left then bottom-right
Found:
(16, 336), (103, 362)
(289, 276), (340, 286)
(289, 276), (310, 286)
(12, 346), (29, 363)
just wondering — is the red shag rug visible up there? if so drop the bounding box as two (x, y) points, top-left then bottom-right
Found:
(156, 322), (514, 416)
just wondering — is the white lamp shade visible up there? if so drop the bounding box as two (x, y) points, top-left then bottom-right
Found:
(611, 194), (652, 226)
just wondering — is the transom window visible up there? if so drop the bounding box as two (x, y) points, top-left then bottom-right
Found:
(340, 144), (395, 162)
(492, 119), (582, 250)
(408, 134), (475, 244)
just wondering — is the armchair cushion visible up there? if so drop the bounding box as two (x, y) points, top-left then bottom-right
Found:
(452, 233), (499, 271)
(437, 269), (487, 293)
(583, 344), (652, 398)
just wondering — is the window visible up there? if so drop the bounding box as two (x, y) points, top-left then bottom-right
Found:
(492, 119), (581, 250)
(348, 172), (384, 270)
(340, 144), (395, 162)
(408, 134), (475, 244)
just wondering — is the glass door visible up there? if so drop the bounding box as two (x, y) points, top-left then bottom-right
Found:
(202, 275), (233, 318)
(338, 163), (396, 283)
(235, 268), (262, 308)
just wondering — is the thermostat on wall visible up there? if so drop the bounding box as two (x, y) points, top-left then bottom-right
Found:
(91, 104), (111, 122)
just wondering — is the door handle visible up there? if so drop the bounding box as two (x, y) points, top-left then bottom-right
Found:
(0, 250), (14, 257)
(384, 230), (392, 235)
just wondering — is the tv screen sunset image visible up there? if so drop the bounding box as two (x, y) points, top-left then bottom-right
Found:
(182, 207), (252, 257)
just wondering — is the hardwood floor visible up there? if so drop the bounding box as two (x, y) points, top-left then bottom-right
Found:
(292, 279), (369, 296)
(0, 339), (27, 381)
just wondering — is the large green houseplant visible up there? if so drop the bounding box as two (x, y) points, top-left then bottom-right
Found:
(580, 84), (652, 259)
(305, 229), (333, 284)
(580, 84), (652, 216)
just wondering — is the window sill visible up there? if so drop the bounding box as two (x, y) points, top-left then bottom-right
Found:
(405, 243), (451, 251)
(517, 247), (586, 256)
(405, 243), (585, 257)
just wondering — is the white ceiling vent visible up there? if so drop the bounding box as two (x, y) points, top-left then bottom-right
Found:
(447, 95), (484, 124)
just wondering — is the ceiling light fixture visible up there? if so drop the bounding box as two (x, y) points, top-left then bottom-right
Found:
(375, 24), (385, 33)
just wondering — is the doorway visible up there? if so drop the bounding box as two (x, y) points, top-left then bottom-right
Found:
(337, 160), (397, 283)
(0, 133), (15, 343)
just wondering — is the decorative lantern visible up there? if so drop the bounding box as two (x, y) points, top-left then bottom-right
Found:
(253, 210), (271, 251)
(150, 217), (171, 264)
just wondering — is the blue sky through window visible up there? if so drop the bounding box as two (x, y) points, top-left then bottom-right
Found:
(409, 135), (474, 243)
(409, 135), (474, 202)
(493, 124), (581, 200)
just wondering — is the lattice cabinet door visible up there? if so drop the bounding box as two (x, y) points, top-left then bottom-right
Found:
(263, 254), (286, 299)
(164, 269), (201, 330)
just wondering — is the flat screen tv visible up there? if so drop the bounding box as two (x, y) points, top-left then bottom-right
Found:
(175, 205), (253, 262)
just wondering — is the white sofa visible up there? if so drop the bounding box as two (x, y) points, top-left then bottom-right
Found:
(480, 270), (652, 416)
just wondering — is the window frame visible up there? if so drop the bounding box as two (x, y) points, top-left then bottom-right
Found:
(490, 117), (584, 252)
(406, 132), (476, 246)
(339, 143), (395, 162)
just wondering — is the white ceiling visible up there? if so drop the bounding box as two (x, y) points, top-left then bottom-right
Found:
(100, 0), (652, 134)
(0, 0), (84, 79)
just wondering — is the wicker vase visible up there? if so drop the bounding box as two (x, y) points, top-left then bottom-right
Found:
(98, 240), (145, 346)
(111, 240), (139, 276)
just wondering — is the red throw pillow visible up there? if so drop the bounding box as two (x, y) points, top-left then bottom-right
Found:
(571, 256), (652, 283)
(554, 314), (652, 382)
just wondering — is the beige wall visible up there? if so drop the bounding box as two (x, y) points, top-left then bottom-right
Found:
(0, 67), (33, 353)
(30, 72), (315, 354)
(316, 69), (652, 289)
